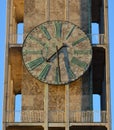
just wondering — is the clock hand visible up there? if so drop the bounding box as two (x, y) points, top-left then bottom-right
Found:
(46, 43), (75, 81)
(56, 46), (61, 82)
(61, 45), (76, 81)
(56, 46), (60, 67)
(46, 44), (67, 62)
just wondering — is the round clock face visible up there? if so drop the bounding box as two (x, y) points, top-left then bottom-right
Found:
(22, 20), (92, 85)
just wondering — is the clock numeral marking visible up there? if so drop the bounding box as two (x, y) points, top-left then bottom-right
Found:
(72, 37), (88, 46)
(65, 25), (75, 40)
(26, 57), (45, 70)
(38, 64), (51, 80)
(55, 21), (62, 38)
(74, 50), (92, 55)
(71, 57), (88, 70)
(28, 35), (46, 46)
(55, 67), (61, 84)
(67, 68), (76, 80)
(23, 50), (42, 55)
(39, 25), (51, 40)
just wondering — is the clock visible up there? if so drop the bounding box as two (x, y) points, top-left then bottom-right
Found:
(22, 20), (92, 85)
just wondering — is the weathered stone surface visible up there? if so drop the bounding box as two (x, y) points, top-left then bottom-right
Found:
(24, 0), (46, 33)
(50, 0), (66, 20)
(69, 0), (90, 33)
(49, 85), (65, 111)
(21, 0), (92, 122)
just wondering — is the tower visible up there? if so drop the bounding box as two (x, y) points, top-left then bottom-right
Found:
(3, 0), (111, 130)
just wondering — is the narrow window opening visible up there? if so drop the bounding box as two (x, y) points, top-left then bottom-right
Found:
(91, 23), (100, 44)
(17, 23), (24, 44)
(93, 94), (101, 122)
(15, 94), (22, 122)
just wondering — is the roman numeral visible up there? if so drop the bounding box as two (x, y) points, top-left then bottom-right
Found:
(28, 35), (46, 46)
(23, 50), (42, 56)
(67, 68), (76, 80)
(71, 57), (88, 70)
(74, 50), (92, 55)
(55, 21), (62, 38)
(72, 37), (88, 46)
(65, 25), (75, 40)
(38, 64), (51, 80)
(55, 67), (61, 84)
(26, 57), (45, 70)
(39, 25), (51, 40)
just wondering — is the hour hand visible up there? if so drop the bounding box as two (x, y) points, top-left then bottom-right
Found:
(46, 51), (58, 62)
(46, 45), (63, 62)
(46, 43), (68, 62)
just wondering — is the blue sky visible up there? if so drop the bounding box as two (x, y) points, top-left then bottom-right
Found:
(0, 0), (6, 129)
(0, 0), (114, 129)
(109, 0), (114, 128)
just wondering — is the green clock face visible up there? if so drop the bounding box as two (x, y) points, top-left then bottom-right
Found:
(22, 20), (92, 85)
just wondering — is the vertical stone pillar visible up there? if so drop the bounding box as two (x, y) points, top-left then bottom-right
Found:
(44, 84), (49, 130)
(7, 65), (15, 122)
(9, 0), (17, 44)
(65, 84), (69, 130)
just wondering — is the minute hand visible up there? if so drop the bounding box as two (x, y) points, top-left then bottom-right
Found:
(62, 47), (76, 81)
(47, 45), (67, 62)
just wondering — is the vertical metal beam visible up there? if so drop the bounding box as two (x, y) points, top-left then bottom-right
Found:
(44, 84), (49, 130)
(65, 84), (69, 130)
